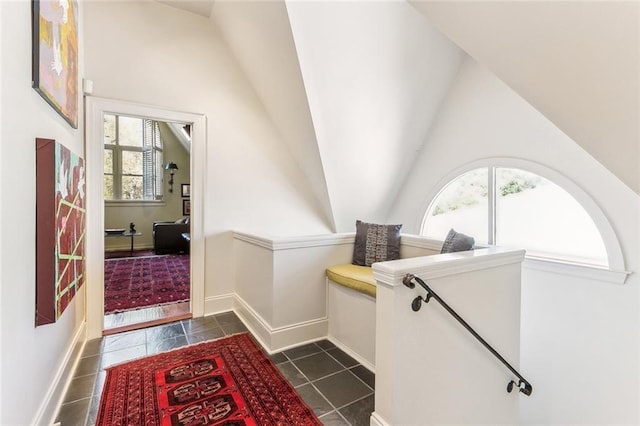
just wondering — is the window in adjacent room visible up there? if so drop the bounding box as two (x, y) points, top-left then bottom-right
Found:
(103, 114), (164, 201)
(422, 165), (608, 266)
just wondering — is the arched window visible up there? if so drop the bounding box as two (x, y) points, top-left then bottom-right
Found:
(422, 165), (609, 266)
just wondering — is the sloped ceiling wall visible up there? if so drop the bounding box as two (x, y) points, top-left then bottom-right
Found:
(286, 1), (463, 231)
(209, 0), (463, 232)
(409, 0), (640, 195)
(210, 1), (336, 231)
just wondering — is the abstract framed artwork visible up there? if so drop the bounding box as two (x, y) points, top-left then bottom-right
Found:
(36, 138), (86, 325)
(32, 0), (79, 128)
(183, 199), (191, 216)
(181, 183), (190, 198)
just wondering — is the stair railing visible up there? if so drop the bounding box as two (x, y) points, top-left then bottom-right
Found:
(403, 273), (533, 396)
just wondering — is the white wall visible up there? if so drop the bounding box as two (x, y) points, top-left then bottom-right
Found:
(211, 1), (335, 232)
(0, 1), (86, 424)
(411, 1), (640, 195)
(83, 1), (333, 305)
(286, 0), (463, 231)
(388, 56), (640, 425)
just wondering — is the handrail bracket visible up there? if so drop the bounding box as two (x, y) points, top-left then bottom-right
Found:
(403, 273), (533, 397)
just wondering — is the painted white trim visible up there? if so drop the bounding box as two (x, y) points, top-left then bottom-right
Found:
(417, 157), (627, 274)
(203, 293), (236, 315)
(370, 412), (391, 426)
(524, 257), (630, 284)
(373, 247), (526, 288)
(85, 96), (206, 338)
(32, 322), (87, 426)
(400, 234), (442, 251)
(233, 293), (328, 353)
(233, 231), (442, 252)
(327, 335), (375, 373)
(233, 231), (354, 251)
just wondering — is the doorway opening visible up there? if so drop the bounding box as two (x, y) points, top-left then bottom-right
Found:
(85, 97), (206, 339)
(102, 114), (193, 333)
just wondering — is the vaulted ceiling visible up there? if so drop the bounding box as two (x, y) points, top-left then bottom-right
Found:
(410, 1), (639, 195)
(157, 0), (639, 227)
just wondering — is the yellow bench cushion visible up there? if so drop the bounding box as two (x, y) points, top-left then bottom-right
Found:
(326, 264), (376, 298)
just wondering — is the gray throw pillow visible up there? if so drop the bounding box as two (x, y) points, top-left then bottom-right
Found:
(352, 220), (402, 266)
(440, 228), (475, 253)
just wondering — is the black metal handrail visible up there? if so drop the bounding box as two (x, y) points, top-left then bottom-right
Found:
(403, 273), (533, 396)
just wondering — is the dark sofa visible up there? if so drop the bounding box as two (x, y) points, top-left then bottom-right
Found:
(153, 220), (190, 254)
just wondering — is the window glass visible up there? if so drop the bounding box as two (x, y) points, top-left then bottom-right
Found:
(103, 114), (164, 201)
(423, 168), (489, 244)
(104, 176), (113, 200)
(103, 149), (113, 174)
(122, 151), (143, 175)
(121, 176), (143, 199)
(104, 114), (116, 145)
(495, 168), (607, 264)
(118, 116), (143, 147)
(422, 165), (608, 266)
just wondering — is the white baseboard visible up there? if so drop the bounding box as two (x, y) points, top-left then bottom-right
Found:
(370, 411), (391, 426)
(233, 294), (328, 353)
(203, 293), (235, 316)
(32, 322), (87, 426)
(328, 335), (376, 373)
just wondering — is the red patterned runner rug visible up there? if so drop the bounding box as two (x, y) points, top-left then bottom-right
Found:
(104, 254), (190, 314)
(96, 333), (322, 426)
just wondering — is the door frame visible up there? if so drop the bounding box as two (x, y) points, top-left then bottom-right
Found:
(85, 96), (206, 339)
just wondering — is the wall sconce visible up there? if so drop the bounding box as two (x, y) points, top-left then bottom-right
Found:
(164, 162), (179, 193)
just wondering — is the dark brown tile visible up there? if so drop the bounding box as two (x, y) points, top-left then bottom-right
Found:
(93, 370), (107, 397)
(83, 338), (104, 357)
(74, 354), (101, 377)
(145, 322), (185, 341)
(327, 347), (358, 368)
(315, 340), (337, 351)
(339, 395), (375, 426)
(87, 394), (101, 426)
(295, 384), (334, 417)
(350, 365), (375, 390)
(276, 361), (308, 387)
(99, 345), (146, 370)
(63, 374), (96, 403)
(186, 327), (225, 344)
(147, 335), (189, 354)
(56, 397), (90, 426)
(313, 370), (372, 409)
(102, 329), (146, 353)
(292, 352), (344, 381)
(215, 311), (242, 326)
(318, 411), (350, 425)
(182, 316), (220, 334)
(283, 343), (322, 360)
(220, 321), (248, 335)
(269, 352), (288, 364)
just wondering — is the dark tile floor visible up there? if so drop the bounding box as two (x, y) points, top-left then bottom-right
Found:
(56, 311), (375, 426)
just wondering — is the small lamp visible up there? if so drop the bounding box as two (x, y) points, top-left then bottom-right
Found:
(164, 162), (179, 193)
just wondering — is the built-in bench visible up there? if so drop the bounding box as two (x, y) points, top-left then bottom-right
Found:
(325, 264), (376, 298)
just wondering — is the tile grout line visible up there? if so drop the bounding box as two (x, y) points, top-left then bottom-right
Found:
(281, 351), (353, 426)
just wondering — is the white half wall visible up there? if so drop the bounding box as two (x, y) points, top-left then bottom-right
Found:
(388, 56), (640, 425)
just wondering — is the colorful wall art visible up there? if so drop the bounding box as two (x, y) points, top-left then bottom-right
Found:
(32, 0), (79, 128)
(36, 138), (86, 325)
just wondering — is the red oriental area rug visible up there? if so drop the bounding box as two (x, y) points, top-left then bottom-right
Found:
(104, 255), (190, 314)
(96, 333), (321, 426)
